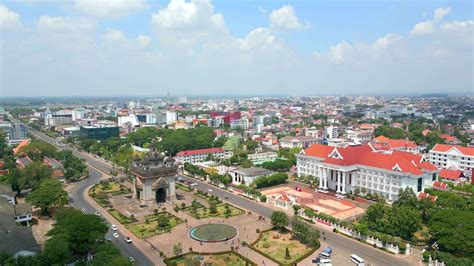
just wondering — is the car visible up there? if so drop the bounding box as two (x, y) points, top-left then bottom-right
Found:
(68, 196), (74, 203)
(207, 189), (213, 192)
(128, 257), (135, 263)
(224, 195), (229, 199)
(113, 233), (119, 238)
(191, 183), (198, 186)
(125, 237), (132, 243)
(94, 211), (101, 216)
(312, 257), (320, 264)
(81, 208), (86, 213)
(111, 224), (118, 231)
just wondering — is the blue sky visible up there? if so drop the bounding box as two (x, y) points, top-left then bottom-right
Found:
(1, 0), (473, 96)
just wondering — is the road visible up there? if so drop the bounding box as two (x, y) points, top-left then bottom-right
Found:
(12, 119), (152, 266)
(179, 175), (412, 266)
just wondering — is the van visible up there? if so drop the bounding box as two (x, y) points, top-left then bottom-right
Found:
(350, 254), (365, 266)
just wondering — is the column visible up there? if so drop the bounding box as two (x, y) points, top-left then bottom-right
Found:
(336, 171), (341, 193)
(318, 167), (324, 189)
(341, 172), (346, 194)
(324, 168), (328, 189)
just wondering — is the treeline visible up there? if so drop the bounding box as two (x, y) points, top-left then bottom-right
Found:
(259, 159), (293, 172)
(252, 172), (288, 189)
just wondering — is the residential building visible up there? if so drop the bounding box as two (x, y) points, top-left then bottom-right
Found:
(296, 144), (438, 201)
(325, 126), (339, 139)
(231, 118), (249, 130)
(439, 169), (465, 184)
(166, 111), (177, 125)
(280, 135), (321, 149)
(230, 167), (274, 185)
(175, 148), (233, 164)
(429, 144), (474, 179)
(8, 123), (28, 145)
(247, 152), (278, 164)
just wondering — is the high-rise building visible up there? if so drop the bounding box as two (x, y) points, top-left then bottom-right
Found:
(166, 111), (177, 125)
(9, 123), (28, 144)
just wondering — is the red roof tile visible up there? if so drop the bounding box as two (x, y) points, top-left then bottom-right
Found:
(439, 169), (463, 180)
(176, 148), (224, 157)
(431, 144), (474, 156)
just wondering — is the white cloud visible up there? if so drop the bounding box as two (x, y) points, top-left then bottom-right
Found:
(410, 20), (434, 35)
(74, 0), (148, 18)
(434, 7), (451, 22)
(269, 4), (307, 31)
(441, 20), (474, 32)
(327, 41), (352, 64)
(137, 35), (151, 46)
(102, 28), (126, 42)
(37, 16), (96, 32)
(372, 33), (403, 50)
(239, 27), (276, 51)
(0, 4), (21, 30)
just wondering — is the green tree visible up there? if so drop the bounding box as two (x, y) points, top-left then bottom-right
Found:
(48, 207), (108, 253)
(173, 243), (183, 256)
(394, 187), (417, 208)
(285, 247), (291, 259)
(387, 206), (423, 239)
(43, 234), (71, 264)
(157, 215), (170, 228)
(271, 211), (289, 231)
(374, 126), (405, 139)
(92, 242), (132, 266)
(21, 161), (53, 190)
(209, 201), (218, 214)
(26, 179), (68, 215)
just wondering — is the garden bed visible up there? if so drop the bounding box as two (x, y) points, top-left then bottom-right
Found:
(128, 212), (183, 239)
(165, 251), (255, 266)
(109, 209), (137, 225)
(185, 203), (244, 219)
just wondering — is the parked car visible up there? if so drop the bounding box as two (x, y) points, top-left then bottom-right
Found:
(113, 233), (120, 238)
(128, 257), (135, 264)
(111, 224), (118, 231)
(125, 237), (132, 243)
(94, 211), (101, 216)
(207, 189), (213, 192)
(320, 247), (333, 258)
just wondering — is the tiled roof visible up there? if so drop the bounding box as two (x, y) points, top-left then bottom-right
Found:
(371, 136), (419, 149)
(176, 148), (224, 157)
(13, 140), (30, 155)
(431, 144), (474, 156)
(302, 144), (437, 176)
(439, 169), (463, 180)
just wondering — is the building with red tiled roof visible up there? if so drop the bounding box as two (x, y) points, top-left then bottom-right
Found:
(12, 139), (30, 155)
(297, 144), (439, 201)
(175, 148), (233, 164)
(370, 135), (420, 154)
(16, 156), (32, 169)
(439, 169), (464, 184)
(429, 144), (474, 180)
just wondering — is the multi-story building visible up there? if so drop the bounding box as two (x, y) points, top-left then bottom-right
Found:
(280, 136), (321, 149)
(296, 144), (438, 201)
(175, 148), (233, 164)
(247, 152), (278, 164)
(429, 144), (474, 179)
(166, 111), (177, 125)
(8, 123), (28, 145)
(79, 126), (119, 140)
(370, 135), (420, 154)
(325, 126), (339, 139)
(231, 118), (249, 130)
(51, 112), (73, 126)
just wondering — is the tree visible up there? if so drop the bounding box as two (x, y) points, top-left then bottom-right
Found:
(43, 234), (71, 264)
(293, 205), (301, 215)
(271, 211), (289, 231)
(374, 126), (405, 139)
(429, 209), (474, 258)
(7, 168), (23, 195)
(285, 247), (291, 259)
(26, 179), (68, 215)
(21, 162), (53, 190)
(173, 243), (183, 256)
(48, 207), (108, 253)
(209, 201), (218, 214)
(387, 206), (422, 240)
(92, 243), (132, 266)
(394, 187), (417, 208)
(157, 215), (170, 228)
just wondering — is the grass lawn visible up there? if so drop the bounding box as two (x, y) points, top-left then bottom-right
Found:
(168, 252), (251, 266)
(90, 181), (132, 196)
(176, 183), (193, 192)
(194, 191), (222, 203)
(185, 203), (244, 219)
(109, 209), (137, 225)
(128, 212), (183, 239)
(252, 230), (313, 265)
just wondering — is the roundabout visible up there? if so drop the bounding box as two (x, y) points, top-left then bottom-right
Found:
(189, 223), (238, 243)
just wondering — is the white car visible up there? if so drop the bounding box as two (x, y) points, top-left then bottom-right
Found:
(207, 189), (213, 193)
(129, 257), (135, 263)
(113, 233), (120, 238)
(81, 208), (86, 213)
(111, 224), (118, 231)
(125, 237), (132, 243)
(94, 211), (101, 216)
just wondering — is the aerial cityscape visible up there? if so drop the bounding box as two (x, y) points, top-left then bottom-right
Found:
(0, 1), (473, 266)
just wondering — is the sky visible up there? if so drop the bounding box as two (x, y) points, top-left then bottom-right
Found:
(0, 0), (473, 97)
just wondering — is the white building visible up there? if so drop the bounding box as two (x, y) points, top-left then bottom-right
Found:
(296, 144), (438, 201)
(231, 118), (249, 130)
(118, 114), (139, 127)
(230, 167), (274, 185)
(175, 148), (233, 164)
(325, 126), (339, 139)
(166, 111), (177, 125)
(248, 152), (278, 165)
(429, 144), (474, 179)
(72, 108), (86, 121)
(280, 136), (321, 149)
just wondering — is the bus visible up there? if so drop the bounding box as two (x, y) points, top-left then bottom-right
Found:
(350, 254), (365, 266)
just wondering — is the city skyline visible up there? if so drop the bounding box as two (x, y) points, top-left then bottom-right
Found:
(1, 0), (473, 97)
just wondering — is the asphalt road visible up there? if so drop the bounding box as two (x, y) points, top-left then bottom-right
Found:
(178, 175), (412, 266)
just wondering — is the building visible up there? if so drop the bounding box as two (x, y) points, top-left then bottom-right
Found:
(230, 167), (274, 185)
(296, 144), (438, 201)
(131, 148), (177, 203)
(247, 152), (278, 164)
(166, 111), (177, 125)
(439, 169), (465, 184)
(175, 148), (233, 164)
(62, 126), (80, 137)
(72, 108), (86, 121)
(118, 114), (139, 127)
(370, 135), (420, 154)
(79, 126), (119, 140)
(8, 123), (28, 145)
(231, 118), (249, 130)
(280, 136), (321, 149)
(429, 144), (474, 179)
(325, 126), (339, 139)
(51, 112), (73, 126)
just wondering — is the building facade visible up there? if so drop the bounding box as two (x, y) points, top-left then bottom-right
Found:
(429, 144), (474, 179)
(79, 126), (119, 140)
(280, 136), (321, 149)
(131, 148), (178, 203)
(230, 167), (274, 185)
(296, 144), (438, 201)
(175, 148), (233, 164)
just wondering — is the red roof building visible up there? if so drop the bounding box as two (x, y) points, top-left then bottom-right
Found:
(370, 136), (420, 154)
(439, 169), (464, 183)
(297, 144), (438, 201)
(175, 148), (233, 164)
(429, 144), (474, 180)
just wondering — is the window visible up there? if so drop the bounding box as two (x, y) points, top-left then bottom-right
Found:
(417, 178), (423, 192)
(432, 173), (437, 181)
